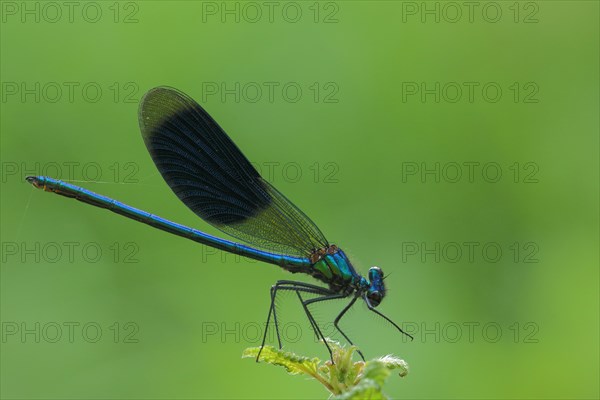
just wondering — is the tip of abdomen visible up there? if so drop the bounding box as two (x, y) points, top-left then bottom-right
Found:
(25, 176), (44, 189)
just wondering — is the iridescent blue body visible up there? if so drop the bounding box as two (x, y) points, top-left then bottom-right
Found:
(26, 176), (311, 269)
(26, 176), (371, 292)
(26, 87), (410, 361)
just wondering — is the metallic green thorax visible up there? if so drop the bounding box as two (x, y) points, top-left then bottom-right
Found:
(309, 247), (364, 291)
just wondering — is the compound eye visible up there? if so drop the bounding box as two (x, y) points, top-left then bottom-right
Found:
(368, 291), (382, 306)
(369, 266), (383, 281)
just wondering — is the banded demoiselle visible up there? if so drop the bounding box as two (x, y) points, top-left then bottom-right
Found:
(26, 87), (412, 360)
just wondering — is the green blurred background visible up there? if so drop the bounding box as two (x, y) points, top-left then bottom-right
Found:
(1, 1), (598, 399)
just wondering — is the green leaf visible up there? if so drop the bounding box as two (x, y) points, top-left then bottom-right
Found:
(361, 360), (391, 387)
(243, 340), (409, 398)
(242, 346), (320, 376)
(333, 379), (386, 400)
(376, 355), (409, 378)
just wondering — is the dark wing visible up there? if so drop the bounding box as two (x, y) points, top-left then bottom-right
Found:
(138, 86), (328, 257)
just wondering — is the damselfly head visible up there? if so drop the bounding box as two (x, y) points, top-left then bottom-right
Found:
(366, 266), (386, 307)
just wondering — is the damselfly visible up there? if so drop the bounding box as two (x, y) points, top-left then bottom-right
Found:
(26, 87), (412, 360)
